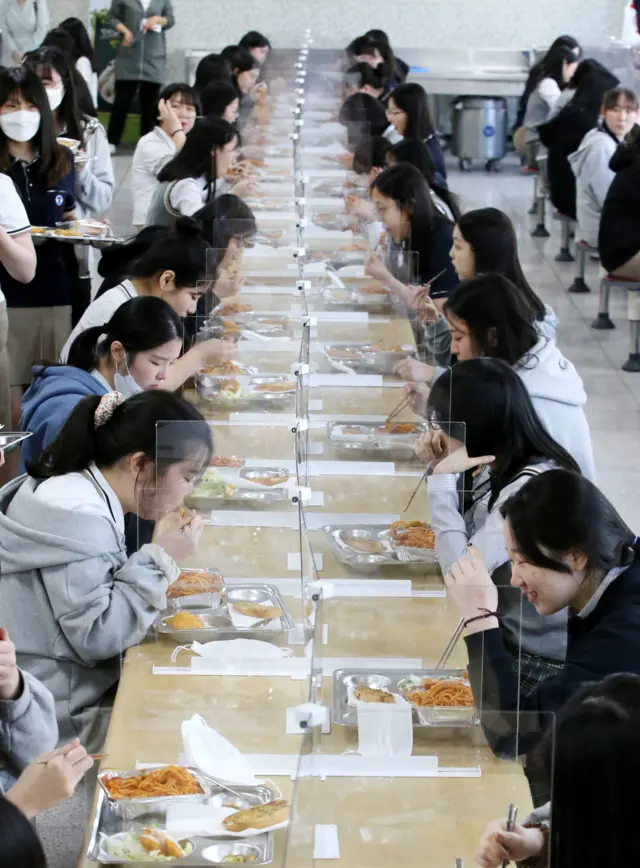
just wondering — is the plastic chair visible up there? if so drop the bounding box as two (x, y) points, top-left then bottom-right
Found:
(555, 215), (575, 263)
(568, 240), (597, 293)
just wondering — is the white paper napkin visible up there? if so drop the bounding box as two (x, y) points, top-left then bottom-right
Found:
(181, 714), (262, 785)
(356, 698), (414, 757)
(166, 803), (290, 838)
(190, 639), (292, 659)
(228, 604), (282, 632)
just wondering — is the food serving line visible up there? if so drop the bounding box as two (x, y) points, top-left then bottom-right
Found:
(78, 39), (533, 868)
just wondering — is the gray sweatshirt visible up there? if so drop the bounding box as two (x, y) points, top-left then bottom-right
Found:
(0, 669), (58, 794)
(428, 462), (568, 661)
(569, 126), (618, 247)
(0, 475), (173, 752)
(0, 0), (48, 67)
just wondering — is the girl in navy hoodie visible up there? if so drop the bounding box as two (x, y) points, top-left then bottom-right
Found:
(20, 296), (183, 469)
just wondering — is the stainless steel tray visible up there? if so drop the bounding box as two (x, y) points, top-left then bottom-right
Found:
(153, 584), (294, 643)
(332, 668), (478, 728)
(191, 465), (292, 505)
(326, 421), (426, 456)
(323, 524), (436, 567)
(195, 375), (297, 406)
(321, 286), (391, 313)
(97, 767), (210, 821)
(323, 342), (415, 374)
(87, 778), (277, 864)
(0, 431), (32, 454)
(203, 315), (293, 339)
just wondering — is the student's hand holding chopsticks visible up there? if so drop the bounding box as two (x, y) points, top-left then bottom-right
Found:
(157, 509), (203, 562)
(445, 546), (499, 626)
(406, 285), (440, 323)
(364, 250), (391, 285)
(475, 818), (545, 867)
(431, 443), (495, 477)
(413, 428), (447, 464)
(403, 381), (430, 417)
(6, 739), (94, 819)
(394, 358), (435, 384)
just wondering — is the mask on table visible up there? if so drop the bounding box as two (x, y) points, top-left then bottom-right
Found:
(0, 110), (41, 142)
(113, 355), (143, 398)
(46, 85), (65, 111)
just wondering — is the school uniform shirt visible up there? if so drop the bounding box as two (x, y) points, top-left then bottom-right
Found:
(0, 466), (178, 749)
(0, 173), (31, 306)
(145, 176), (229, 227)
(1, 153), (76, 310)
(466, 557), (640, 756)
(76, 56), (98, 108)
(428, 461), (567, 662)
(410, 219), (458, 299)
(523, 78), (562, 144)
(131, 126), (176, 226)
(59, 279), (137, 362)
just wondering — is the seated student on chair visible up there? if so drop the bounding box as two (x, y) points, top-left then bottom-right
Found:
(538, 59), (619, 222)
(599, 128), (640, 280)
(385, 82), (446, 187)
(570, 87), (638, 248)
(130, 82), (200, 230)
(0, 389), (210, 751)
(402, 273), (595, 480)
(522, 44), (579, 164)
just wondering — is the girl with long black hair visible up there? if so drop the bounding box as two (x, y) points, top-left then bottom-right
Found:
(446, 471), (640, 759)
(385, 82), (446, 185)
(59, 16), (98, 106)
(421, 356), (579, 690)
(146, 117), (238, 226)
(25, 45), (115, 324)
(387, 138), (460, 221)
(365, 163), (458, 305)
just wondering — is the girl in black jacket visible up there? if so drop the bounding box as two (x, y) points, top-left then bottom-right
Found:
(444, 469), (640, 758)
(599, 130), (640, 278)
(539, 59), (618, 219)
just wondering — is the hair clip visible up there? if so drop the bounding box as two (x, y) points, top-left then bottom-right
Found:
(94, 391), (124, 428)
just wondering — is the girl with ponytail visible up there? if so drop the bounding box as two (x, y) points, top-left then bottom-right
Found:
(0, 389), (212, 752)
(20, 295), (183, 469)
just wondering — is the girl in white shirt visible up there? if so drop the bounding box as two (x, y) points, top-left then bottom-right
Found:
(523, 45), (579, 148)
(131, 82), (199, 228)
(146, 116), (237, 226)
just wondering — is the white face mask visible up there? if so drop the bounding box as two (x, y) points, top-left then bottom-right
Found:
(0, 109), (41, 142)
(46, 85), (65, 111)
(113, 356), (143, 398)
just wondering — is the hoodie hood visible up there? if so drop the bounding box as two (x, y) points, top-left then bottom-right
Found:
(0, 475), (122, 576)
(19, 366), (107, 471)
(537, 304), (558, 341)
(516, 337), (587, 408)
(21, 365), (106, 432)
(569, 126), (618, 175)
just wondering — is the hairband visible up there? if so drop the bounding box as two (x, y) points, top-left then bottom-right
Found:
(94, 391), (124, 428)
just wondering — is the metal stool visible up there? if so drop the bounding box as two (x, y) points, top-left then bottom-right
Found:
(555, 215), (575, 262)
(591, 275), (640, 331)
(522, 166), (540, 215)
(531, 155), (549, 238)
(623, 288), (640, 372)
(568, 240), (597, 293)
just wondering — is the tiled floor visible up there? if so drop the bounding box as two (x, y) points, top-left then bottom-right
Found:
(108, 150), (640, 528)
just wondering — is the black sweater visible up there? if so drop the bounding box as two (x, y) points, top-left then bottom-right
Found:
(538, 104), (598, 219)
(599, 143), (640, 274)
(465, 557), (640, 756)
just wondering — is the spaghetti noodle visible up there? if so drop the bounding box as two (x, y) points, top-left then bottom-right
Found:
(405, 680), (474, 707)
(103, 766), (204, 800)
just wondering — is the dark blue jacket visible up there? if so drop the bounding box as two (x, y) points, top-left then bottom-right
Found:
(19, 365), (106, 470)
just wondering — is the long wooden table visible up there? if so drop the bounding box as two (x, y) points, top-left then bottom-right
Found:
(79, 98), (532, 868)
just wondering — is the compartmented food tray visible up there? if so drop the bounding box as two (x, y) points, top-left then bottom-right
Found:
(191, 465), (292, 504)
(195, 374), (297, 406)
(88, 777), (277, 864)
(153, 583), (294, 642)
(200, 315), (294, 340)
(326, 421), (426, 456)
(0, 431), (33, 454)
(323, 523), (436, 567)
(332, 669), (478, 728)
(31, 222), (119, 248)
(321, 285), (391, 312)
(323, 343), (415, 374)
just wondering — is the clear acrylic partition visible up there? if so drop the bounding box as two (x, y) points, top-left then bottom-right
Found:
(286, 586), (556, 868)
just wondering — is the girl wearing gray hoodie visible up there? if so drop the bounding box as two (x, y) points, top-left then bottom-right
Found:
(0, 390), (212, 753)
(569, 86), (638, 247)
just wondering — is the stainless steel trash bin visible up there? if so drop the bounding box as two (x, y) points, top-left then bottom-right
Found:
(451, 96), (507, 171)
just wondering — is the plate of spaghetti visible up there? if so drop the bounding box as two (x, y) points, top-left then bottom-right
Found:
(99, 766), (210, 818)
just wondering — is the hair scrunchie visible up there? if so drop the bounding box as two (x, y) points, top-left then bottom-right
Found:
(94, 391), (125, 428)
